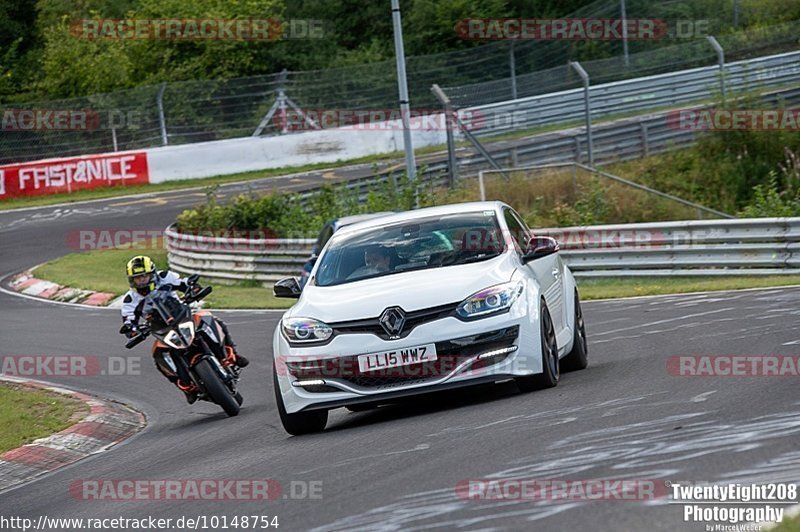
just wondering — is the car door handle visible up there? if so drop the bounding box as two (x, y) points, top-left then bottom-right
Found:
(552, 268), (560, 277)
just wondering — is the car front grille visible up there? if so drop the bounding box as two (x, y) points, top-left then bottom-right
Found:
(287, 326), (519, 391)
(330, 302), (460, 340)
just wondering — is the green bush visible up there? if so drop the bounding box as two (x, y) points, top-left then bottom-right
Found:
(739, 171), (800, 217)
(552, 178), (613, 226)
(175, 174), (425, 237)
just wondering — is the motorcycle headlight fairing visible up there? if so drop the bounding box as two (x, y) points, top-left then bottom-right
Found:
(163, 321), (196, 349)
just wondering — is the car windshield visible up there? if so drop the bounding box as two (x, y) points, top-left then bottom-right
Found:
(314, 211), (507, 286)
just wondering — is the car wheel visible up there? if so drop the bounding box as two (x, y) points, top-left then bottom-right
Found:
(515, 301), (560, 392)
(273, 364), (328, 435)
(561, 290), (588, 372)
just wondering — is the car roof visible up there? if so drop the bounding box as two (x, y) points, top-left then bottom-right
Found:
(333, 201), (509, 238)
(333, 212), (394, 229)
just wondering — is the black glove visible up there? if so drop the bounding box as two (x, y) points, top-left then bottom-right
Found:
(119, 322), (136, 338)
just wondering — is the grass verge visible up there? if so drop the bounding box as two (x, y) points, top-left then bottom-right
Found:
(33, 248), (295, 309)
(0, 382), (88, 454)
(773, 513), (800, 532)
(578, 275), (800, 300)
(30, 248), (800, 308)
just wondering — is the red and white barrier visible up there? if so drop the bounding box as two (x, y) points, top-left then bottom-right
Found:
(0, 151), (149, 198)
(0, 116), (448, 200)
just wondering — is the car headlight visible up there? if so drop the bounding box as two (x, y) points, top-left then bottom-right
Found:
(164, 321), (195, 349)
(456, 281), (524, 320)
(282, 317), (333, 344)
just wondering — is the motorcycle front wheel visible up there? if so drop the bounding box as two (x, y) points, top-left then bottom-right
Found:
(194, 358), (240, 417)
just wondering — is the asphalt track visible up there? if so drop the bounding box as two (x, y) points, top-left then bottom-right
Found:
(1, 170), (799, 531)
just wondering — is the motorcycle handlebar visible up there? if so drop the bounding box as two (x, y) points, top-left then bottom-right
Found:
(184, 285), (212, 304)
(124, 325), (150, 349)
(195, 285), (213, 300)
(125, 333), (148, 349)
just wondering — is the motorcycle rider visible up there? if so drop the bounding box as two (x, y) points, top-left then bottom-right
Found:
(119, 255), (249, 404)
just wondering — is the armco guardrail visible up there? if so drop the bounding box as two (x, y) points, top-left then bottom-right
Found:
(306, 84), (800, 204)
(166, 218), (800, 282)
(541, 218), (800, 277)
(460, 50), (800, 137)
(164, 226), (315, 283)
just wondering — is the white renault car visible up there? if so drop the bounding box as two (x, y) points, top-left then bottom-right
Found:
(272, 201), (588, 435)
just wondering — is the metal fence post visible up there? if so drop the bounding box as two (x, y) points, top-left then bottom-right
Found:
(510, 41), (518, 100)
(640, 121), (649, 156)
(569, 61), (594, 167)
(157, 82), (168, 146)
(707, 36), (726, 104)
(277, 90), (288, 134)
(431, 84), (459, 185)
(391, 0), (417, 190)
(621, 0), (630, 67)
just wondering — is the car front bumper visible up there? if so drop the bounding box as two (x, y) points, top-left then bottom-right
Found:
(273, 302), (543, 413)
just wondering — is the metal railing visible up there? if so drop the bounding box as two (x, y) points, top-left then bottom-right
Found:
(166, 218), (800, 282)
(458, 50), (800, 138)
(459, 83), (800, 181)
(165, 226), (315, 283)
(313, 83), (800, 201)
(541, 218), (800, 277)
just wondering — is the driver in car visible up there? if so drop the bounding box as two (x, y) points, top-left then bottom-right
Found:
(119, 255), (249, 403)
(347, 244), (396, 280)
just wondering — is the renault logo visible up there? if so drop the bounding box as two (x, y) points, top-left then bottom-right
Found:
(379, 307), (406, 338)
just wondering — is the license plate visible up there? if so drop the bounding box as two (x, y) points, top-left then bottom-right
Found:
(358, 343), (438, 373)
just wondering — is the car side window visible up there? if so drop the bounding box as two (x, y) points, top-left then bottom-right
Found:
(503, 208), (529, 253)
(318, 225), (335, 250)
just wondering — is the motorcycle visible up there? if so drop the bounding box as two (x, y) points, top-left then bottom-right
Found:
(123, 274), (244, 417)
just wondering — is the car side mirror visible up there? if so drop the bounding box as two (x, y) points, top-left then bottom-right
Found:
(274, 277), (302, 298)
(522, 236), (559, 263)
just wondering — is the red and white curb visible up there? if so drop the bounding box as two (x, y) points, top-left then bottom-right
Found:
(2, 269), (285, 313)
(8, 271), (123, 307)
(0, 376), (146, 494)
